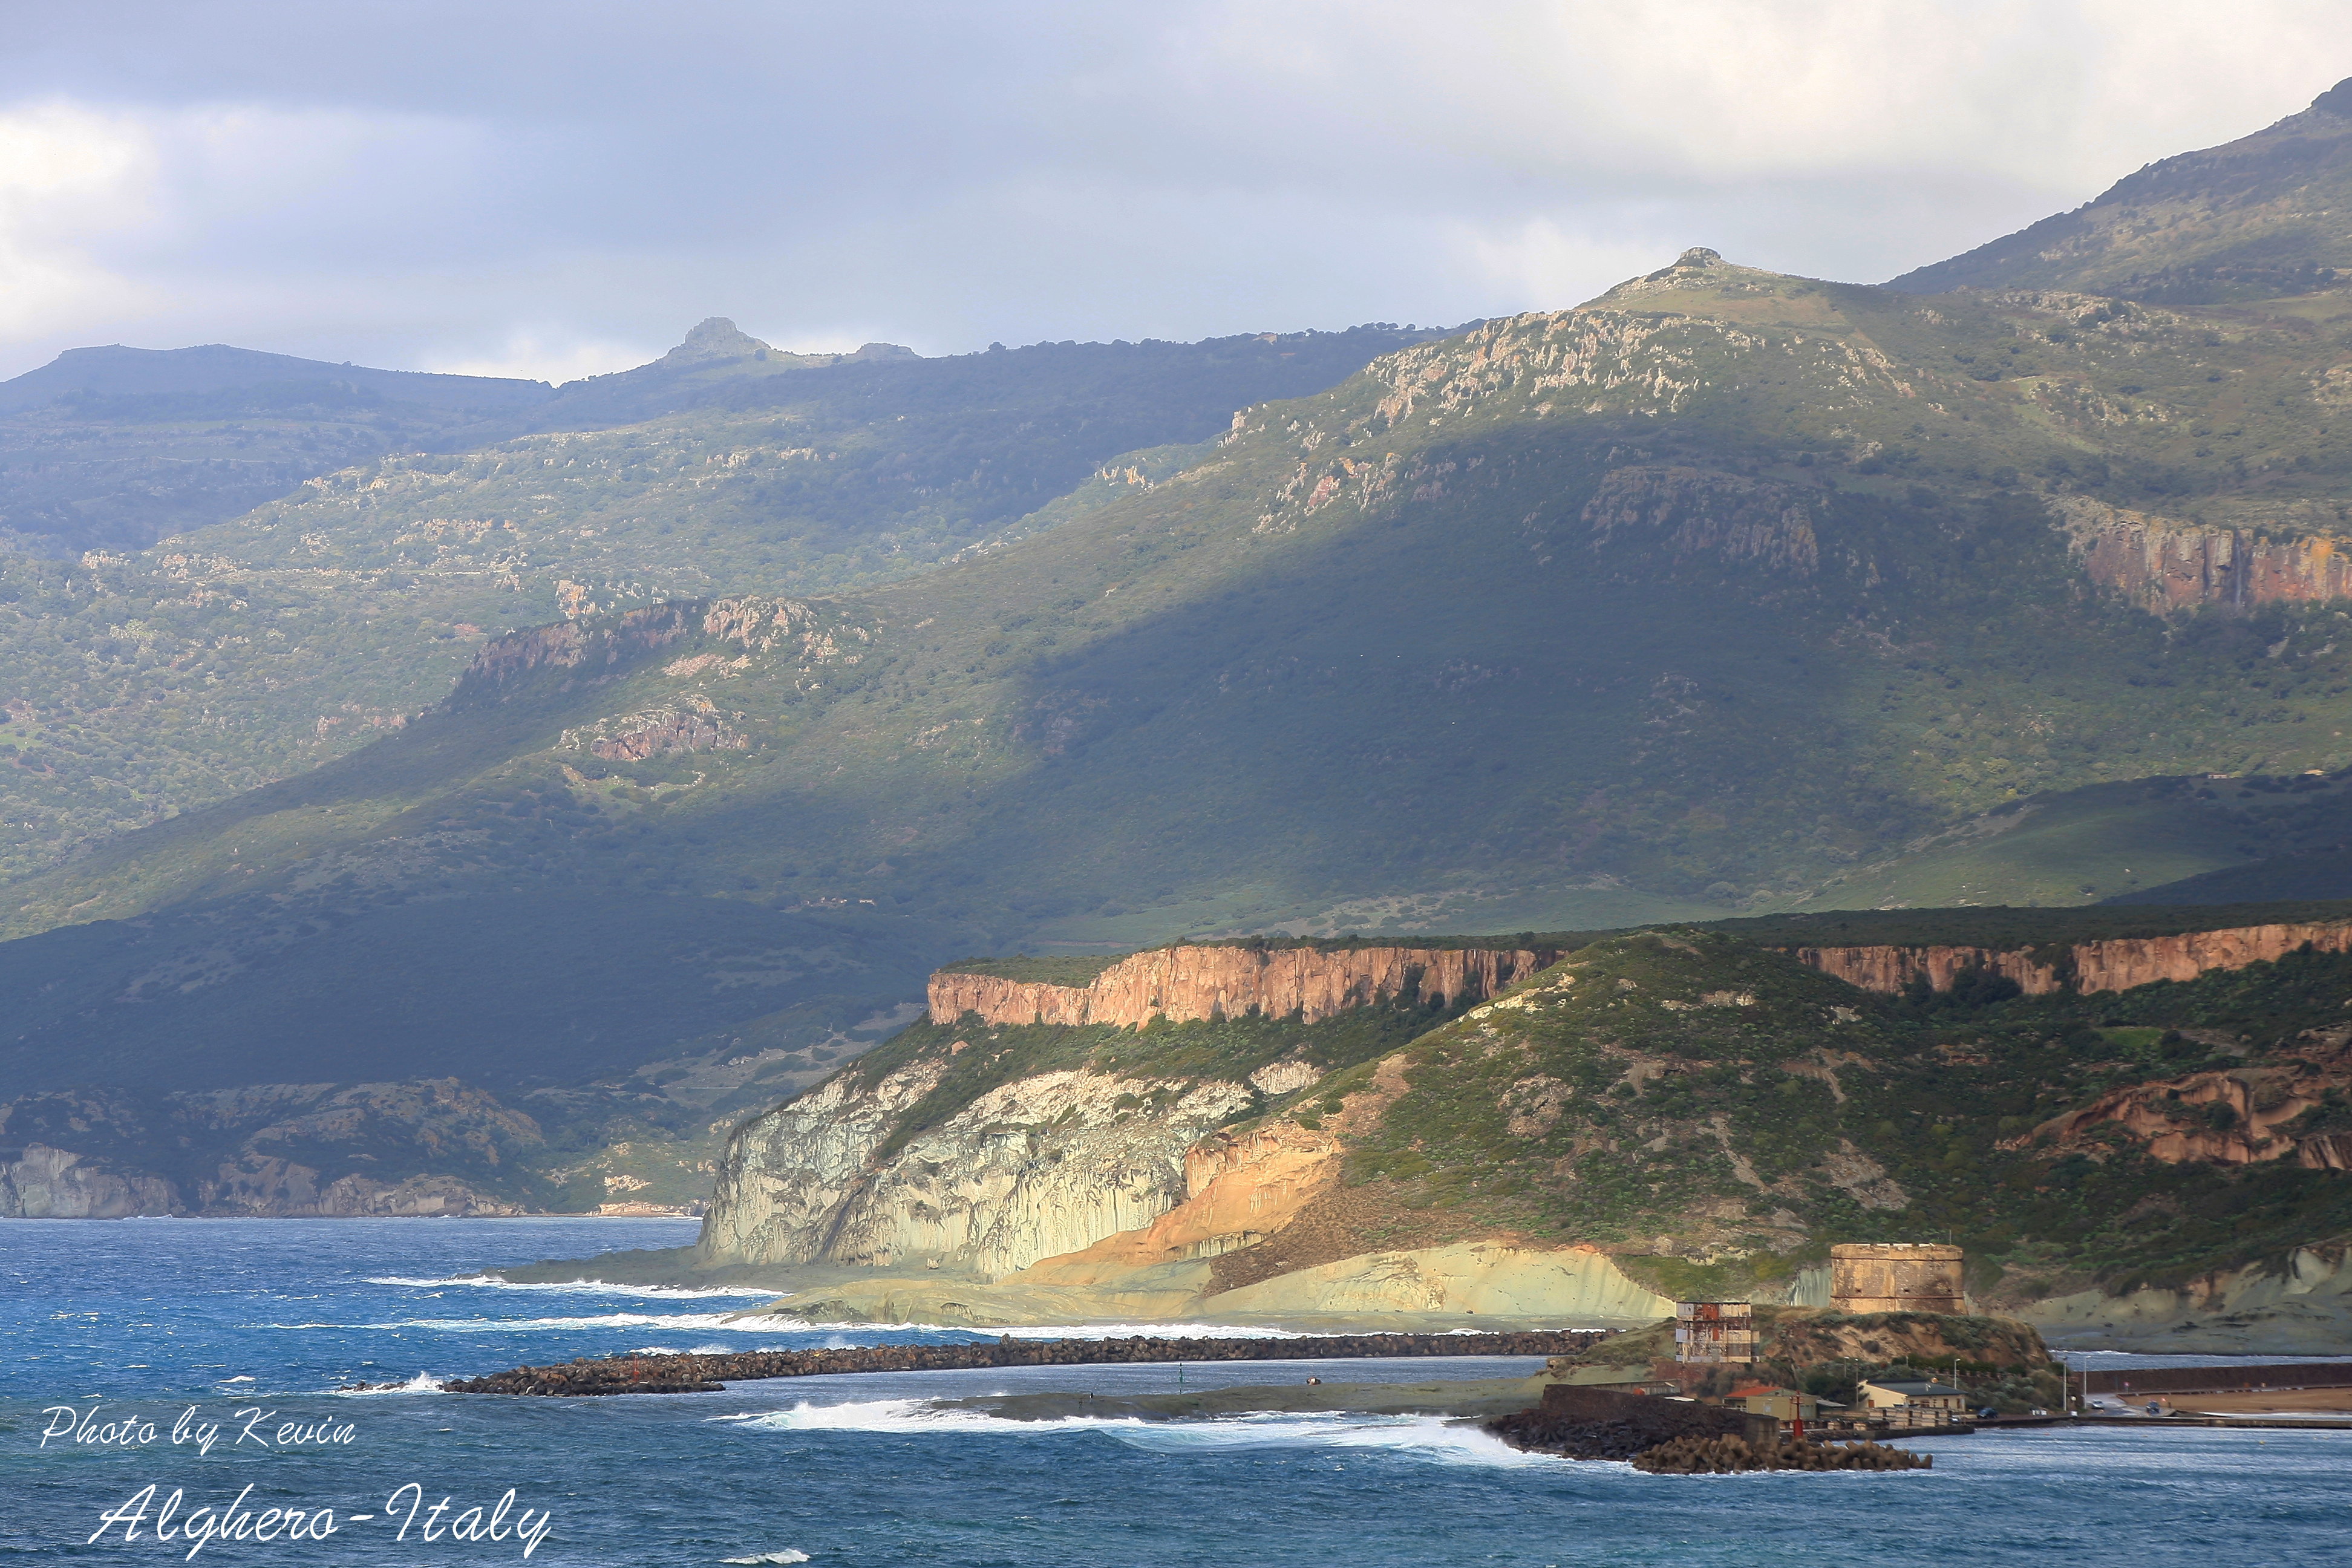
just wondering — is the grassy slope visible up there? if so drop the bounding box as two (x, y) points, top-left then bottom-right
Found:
(20, 261), (2352, 953)
(1210, 928), (2352, 1303)
(0, 327), (1436, 884)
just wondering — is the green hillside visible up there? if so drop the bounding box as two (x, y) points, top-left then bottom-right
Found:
(1241, 927), (2352, 1305)
(18, 79), (2352, 1224)
(0, 323), (1439, 883)
(20, 246), (2352, 955)
(1890, 78), (2352, 301)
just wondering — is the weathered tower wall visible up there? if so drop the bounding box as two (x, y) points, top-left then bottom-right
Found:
(1828, 1243), (1965, 1315)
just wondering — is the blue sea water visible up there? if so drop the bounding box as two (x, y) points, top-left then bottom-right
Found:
(4, 1218), (2349, 1567)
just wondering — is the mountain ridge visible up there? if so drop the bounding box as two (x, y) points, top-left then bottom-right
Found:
(1889, 77), (2352, 301)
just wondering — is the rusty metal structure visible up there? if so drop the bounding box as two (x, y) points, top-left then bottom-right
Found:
(1672, 1300), (1756, 1364)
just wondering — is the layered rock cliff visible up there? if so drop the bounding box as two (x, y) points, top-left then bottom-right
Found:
(930, 943), (1557, 1028)
(2055, 495), (2352, 613)
(1795, 920), (2352, 997)
(696, 1061), (1256, 1276)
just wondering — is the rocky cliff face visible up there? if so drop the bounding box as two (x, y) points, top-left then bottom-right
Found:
(930, 943), (1555, 1028)
(0, 1080), (545, 1217)
(2005, 1027), (2352, 1171)
(2024, 1240), (2352, 1353)
(697, 1058), (1255, 1276)
(2055, 497), (2352, 613)
(1016, 1120), (1342, 1282)
(445, 594), (854, 708)
(1795, 920), (2352, 997)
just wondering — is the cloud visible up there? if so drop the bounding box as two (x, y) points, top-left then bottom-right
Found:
(0, 1), (2342, 381)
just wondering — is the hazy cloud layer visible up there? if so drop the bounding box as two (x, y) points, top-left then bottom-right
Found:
(0, 1), (2342, 381)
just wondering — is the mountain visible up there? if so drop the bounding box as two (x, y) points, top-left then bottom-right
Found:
(1888, 78), (2352, 301)
(18, 79), (2352, 1227)
(24, 241), (2352, 949)
(0, 342), (555, 414)
(561, 913), (2352, 1348)
(0, 345), (555, 558)
(0, 322), (1442, 883)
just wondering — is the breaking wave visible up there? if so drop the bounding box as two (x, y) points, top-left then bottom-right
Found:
(726, 1399), (1562, 1468)
(272, 1312), (771, 1333)
(329, 1371), (446, 1397)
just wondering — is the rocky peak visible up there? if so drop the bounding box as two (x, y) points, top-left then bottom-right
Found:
(2310, 77), (2352, 120)
(661, 317), (774, 365)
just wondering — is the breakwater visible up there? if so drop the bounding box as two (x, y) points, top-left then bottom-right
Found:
(2080, 1362), (2352, 1396)
(442, 1328), (1609, 1396)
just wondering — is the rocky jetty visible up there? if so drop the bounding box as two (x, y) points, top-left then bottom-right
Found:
(1632, 1434), (1930, 1474)
(443, 1328), (1606, 1397)
(1483, 1385), (1931, 1472)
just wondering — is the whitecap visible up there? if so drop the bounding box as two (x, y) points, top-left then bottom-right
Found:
(331, 1372), (445, 1397)
(272, 1312), (765, 1333)
(367, 1275), (779, 1301)
(720, 1552), (810, 1564)
(731, 1400), (1564, 1467)
(734, 1398), (1131, 1434)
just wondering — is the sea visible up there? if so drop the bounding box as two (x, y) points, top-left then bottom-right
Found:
(4, 1218), (2348, 1567)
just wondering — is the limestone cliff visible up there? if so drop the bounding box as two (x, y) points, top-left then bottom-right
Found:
(697, 1061), (1254, 1276)
(930, 943), (1556, 1028)
(1795, 920), (2352, 997)
(2024, 1240), (2352, 1353)
(1016, 1121), (1343, 1282)
(682, 923), (2352, 1345)
(2054, 495), (2352, 613)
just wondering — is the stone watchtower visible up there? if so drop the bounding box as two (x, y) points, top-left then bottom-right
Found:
(1828, 1243), (1965, 1314)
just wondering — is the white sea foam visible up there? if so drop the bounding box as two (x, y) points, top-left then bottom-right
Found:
(719, 1552), (810, 1564)
(274, 1312), (776, 1333)
(367, 1274), (779, 1300)
(730, 1399), (1563, 1467)
(330, 1371), (446, 1397)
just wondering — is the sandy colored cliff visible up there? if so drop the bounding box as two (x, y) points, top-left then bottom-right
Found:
(2056, 495), (2352, 614)
(1796, 920), (2352, 997)
(930, 942), (1557, 1028)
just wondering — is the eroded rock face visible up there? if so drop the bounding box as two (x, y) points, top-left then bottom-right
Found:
(2024, 1241), (2352, 1353)
(929, 944), (1554, 1028)
(2055, 495), (2352, 612)
(0, 1080), (543, 1217)
(0, 1143), (178, 1218)
(1579, 465), (1821, 576)
(1017, 1120), (1342, 1282)
(697, 1063), (1253, 1276)
(2006, 1029), (2352, 1169)
(1795, 921), (2352, 998)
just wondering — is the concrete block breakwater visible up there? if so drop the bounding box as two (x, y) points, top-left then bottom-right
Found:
(443, 1329), (1609, 1397)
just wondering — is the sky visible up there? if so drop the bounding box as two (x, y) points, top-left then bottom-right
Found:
(0, 0), (2344, 384)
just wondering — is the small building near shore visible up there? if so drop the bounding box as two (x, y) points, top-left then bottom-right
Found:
(1857, 1377), (1968, 1413)
(1726, 1383), (1842, 1423)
